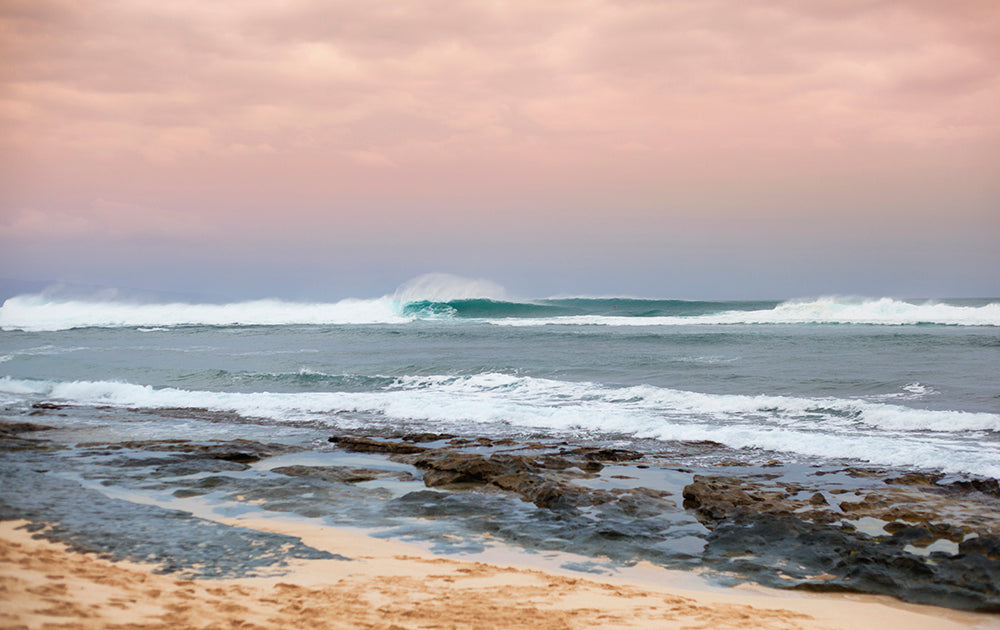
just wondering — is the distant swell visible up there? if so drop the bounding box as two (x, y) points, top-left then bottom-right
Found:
(2, 374), (998, 477)
(484, 297), (1000, 327)
(2, 292), (998, 331)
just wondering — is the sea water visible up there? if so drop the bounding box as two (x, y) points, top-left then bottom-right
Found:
(1, 277), (998, 478)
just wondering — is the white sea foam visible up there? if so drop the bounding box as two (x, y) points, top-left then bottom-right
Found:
(3, 289), (997, 331)
(487, 297), (1000, 327)
(0, 273), (510, 331)
(3, 373), (998, 477)
(0, 295), (410, 331)
(871, 382), (939, 402)
(903, 382), (929, 394)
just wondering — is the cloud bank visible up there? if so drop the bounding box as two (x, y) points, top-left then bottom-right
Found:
(2, 0), (997, 297)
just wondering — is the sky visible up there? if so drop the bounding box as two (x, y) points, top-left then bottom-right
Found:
(1, 0), (998, 300)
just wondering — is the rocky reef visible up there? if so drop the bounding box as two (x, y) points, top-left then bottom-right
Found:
(682, 473), (1000, 611)
(327, 431), (1000, 611)
(3, 415), (999, 612)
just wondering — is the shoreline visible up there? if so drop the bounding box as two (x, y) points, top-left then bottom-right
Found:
(3, 518), (996, 630)
(3, 416), (1000, 623)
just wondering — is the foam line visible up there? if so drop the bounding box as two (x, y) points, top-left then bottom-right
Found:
(0, 295), (410, 331)
(486, 298), (1000, 327)
(2, 374), (997, 477)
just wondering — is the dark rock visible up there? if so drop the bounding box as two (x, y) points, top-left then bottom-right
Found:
(960, 535), (1000, 560)
(563, 447), (643, 462)
(683, 440), (724, 447)
(522, 442), (550, 450)
(679, 468), (1000, 611)
(171, 475), (233, 497)
(927, 522), (967, 543)
(703, 512), (1000, 612)
(169, 460), (252, 477)
(328, 436), (428, 455)
(884, 521), (909, 534)
(888, 525), (937, 546)
(843, 467), (882, 478)
(612, 489), (674, 518)
(214, 450), (263, 464)
(946, 478), (1000, 498)
(271, 465), (415, 484)
(398, 432), (455, 443)
(405, 448), (618, 511)
(521, 480), (574, 510)
(0, 421), (54, 435)
(413, 451), (519, 485)
(839, 498), (886, 513)
(682, 475), (788, 522)
(885, 472), (945, 486)
(98, 439), (296, 463)
(535, 455), (575, 470)
(797, 509), (841, 524)
(881, 506), (924, 522)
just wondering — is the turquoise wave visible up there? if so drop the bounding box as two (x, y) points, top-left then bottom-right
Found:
(401, 298), (778, 319)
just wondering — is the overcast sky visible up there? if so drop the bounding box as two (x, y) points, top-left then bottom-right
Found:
(1, 0), (998, 300)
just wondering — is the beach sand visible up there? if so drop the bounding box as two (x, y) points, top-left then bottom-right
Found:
(2, 519), (995, 630)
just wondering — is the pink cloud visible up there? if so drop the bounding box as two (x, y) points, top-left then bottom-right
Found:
(0, 0), (997, 249)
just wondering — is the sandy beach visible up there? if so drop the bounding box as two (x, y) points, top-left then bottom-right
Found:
(3, 518), (995, 630)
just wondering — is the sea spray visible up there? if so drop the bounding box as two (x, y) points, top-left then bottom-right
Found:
(392, 272), (508, 304)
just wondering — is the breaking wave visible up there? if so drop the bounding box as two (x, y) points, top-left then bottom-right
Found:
(0, 295), (409, 331)
(1, 278), (997, 331)
(483, 297), (1000, 327)
(0, 273), (504, 331)
(2, 373), (998, 477)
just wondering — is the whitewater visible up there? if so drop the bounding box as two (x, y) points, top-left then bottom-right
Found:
(1, 276), (998, 479)
(2, 294), (999, 332)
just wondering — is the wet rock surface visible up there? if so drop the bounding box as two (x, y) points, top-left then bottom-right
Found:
(704, 514), (1000, 611)
(402, 448), (609, 509)
(682, 473), (1000, 611)
(0, 419), (61, 451)
(270, 465), (416, 484)
(328, 435), (430, 454)
(0, 456), (342, 578)
(0, 420), (56, 435)
(3, 414), (1000, 611)
(330, 434), (1000, 611)
(80, 438), (298, 463)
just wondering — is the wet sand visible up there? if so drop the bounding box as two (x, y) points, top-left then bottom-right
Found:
(3, 519), (995, 630)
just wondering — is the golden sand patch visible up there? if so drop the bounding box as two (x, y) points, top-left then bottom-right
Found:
(1, 520), (993, 630)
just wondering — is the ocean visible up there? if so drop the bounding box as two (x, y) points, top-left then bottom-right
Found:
(1, 282), (998, 478)
(3, 280), (1000, 608)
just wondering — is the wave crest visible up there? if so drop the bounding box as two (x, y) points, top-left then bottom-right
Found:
(486, 297), (1000, 327)
(2, 285), (997, 331)
(2, 373), (998, 477)
(0, 295), (408, 331)
(392, 273), (507, 304)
